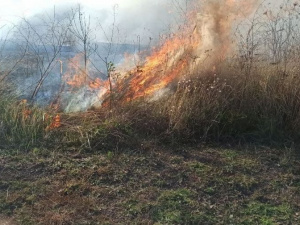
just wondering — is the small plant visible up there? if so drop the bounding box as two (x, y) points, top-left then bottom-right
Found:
(0, 94), (60, 150)
(240, 201), (293, 224)
(107, 151), (114, 160)
(151, 189), (216, 224)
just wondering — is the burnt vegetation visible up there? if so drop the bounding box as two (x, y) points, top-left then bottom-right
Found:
(1, 0), (300, 224)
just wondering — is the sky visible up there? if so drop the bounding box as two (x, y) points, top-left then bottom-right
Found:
(0, 0), (130, 20)
(0, 0), (289, 24)
(0, 0), (182, 43)
(0, 0), (289, 43)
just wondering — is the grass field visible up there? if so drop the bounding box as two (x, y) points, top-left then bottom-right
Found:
(1, 144), (300, 224)
(2, 0), (300, 224)
(1, 61), (300, 224)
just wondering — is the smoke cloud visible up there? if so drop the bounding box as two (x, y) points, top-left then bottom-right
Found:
(19, 0), (188, 45)
(196, 0), (260, 61)
(1, 0), (264, 112)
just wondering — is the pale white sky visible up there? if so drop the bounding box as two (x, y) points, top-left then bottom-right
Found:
(0, 0), (290, 42)
(0, 0), (174, 43)
(0, 0), (137, 24)
(0, 0), (289, 24)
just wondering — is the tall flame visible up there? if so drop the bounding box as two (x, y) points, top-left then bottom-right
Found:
(63, 54), (109, 91)
(112, 0), (259, 103)
(58, 0), (260, 109)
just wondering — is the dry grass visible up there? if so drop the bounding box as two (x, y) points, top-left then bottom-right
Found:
(51, 60), (300, 153)
(163, 63), (300, 143)
(1, 58), (300, 152)
(107, 61), (300, 146)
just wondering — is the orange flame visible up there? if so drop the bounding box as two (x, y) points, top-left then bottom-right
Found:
(46, 114), (61, 131)
(22, 109), (32, 120)
(110, 0), (259, 104)
(89, 77), (110, 90)
(63, 54), (88, 88)
(19, 99), (32, 120)
(63, 54), (110, 92)
(57, 0), (260, 109)
(114, 32), (201, 102)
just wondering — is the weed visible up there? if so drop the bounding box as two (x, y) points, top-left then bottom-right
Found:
(188, 162), (212, 175)
(106, 151), (114, 160)
(0, 96), (56, 150)
(240, 201), (293, 224)
(151, 189), (215, 224)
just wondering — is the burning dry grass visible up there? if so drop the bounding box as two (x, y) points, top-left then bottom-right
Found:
(92, 61), (300, 148)
(107, 0), (260, 104)
(1, 0), (300, 150)
(1, 61), (300, 151)
(2, 1), (300, 224)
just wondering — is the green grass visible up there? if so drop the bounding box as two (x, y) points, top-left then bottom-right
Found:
(150, 188), (214, 224)
(240, 202), (293, 224)
(0, 97), (53, 150)
(1, 146), (300, 224)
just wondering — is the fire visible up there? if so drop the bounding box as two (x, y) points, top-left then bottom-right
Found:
(114, 30), (201, 102)
(54, 0), (260, 110)
(63, 54), (88, 88)
(89, 78), (102, 89)
(63, 54), (110, 91)
(61, 53), (110, 112)
(45, 114), (61, 131)
(19, 99), (32, 120)
(22, 109), (32, 120)
(89, 78), (110, 90)
(111, 0), (259, 103)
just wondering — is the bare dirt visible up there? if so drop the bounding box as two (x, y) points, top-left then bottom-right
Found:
(0, 216), (15, 225)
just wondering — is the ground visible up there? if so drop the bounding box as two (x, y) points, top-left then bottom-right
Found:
(0, 215), (15, 225)
(0, 144), (300, 224)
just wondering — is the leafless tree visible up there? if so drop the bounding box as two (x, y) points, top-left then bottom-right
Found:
(90, 4), (122, 107)
(263, 8), (292, 64)
(69, 4), (94, 83)
(0, 25), (28, 85)
(235, 5), (265, 76)
(234, 0), (300, 74)
(15, 8), (75, 100)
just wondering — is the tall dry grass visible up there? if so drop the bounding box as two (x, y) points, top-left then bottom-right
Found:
(99, 61), (300, 147)
(160, 61), (300, 144)
(2, 59), (299, 152)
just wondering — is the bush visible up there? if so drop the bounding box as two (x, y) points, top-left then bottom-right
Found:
(0, 96), (52, 150)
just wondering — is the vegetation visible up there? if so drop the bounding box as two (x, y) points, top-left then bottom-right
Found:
(1, 145), (300, 224)
(1, 60), (300, 224)
(1, 1), (300, 224)
(1, 60), (300, 151)
(0, 97), (47, 150)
